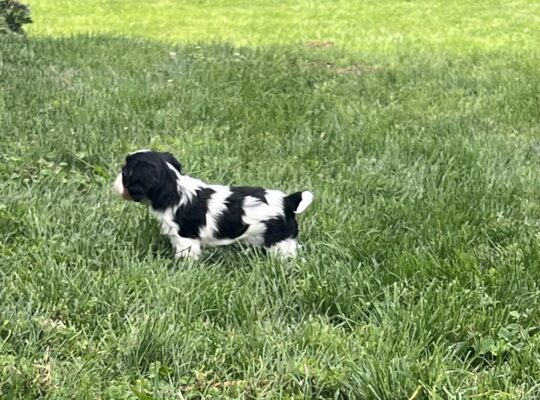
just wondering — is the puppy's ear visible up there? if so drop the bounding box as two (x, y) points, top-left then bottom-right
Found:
(160, 152), (182, 174)
(125, 160), (160, 202)
(126, 182), (146, 202)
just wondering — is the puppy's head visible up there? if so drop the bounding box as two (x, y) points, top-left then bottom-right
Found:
(113, 150), (182, 208)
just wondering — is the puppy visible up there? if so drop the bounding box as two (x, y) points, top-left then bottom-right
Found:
(113, 150), (313, 259)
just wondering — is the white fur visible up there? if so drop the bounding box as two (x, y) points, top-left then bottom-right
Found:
(117, 157), (312, 259)
(198, 185), (234, 246)
(151, 183), (303, 258)
(150, 207), (202, 259)
(113, 173), (124, 196)
(166, 162), (203, 206)
(295, 191), (314, 214)
(151, 207), (177, 236)
(171, 237), (202, 259)
(240, 191), (285, 246)
(266, 238), (298, 258)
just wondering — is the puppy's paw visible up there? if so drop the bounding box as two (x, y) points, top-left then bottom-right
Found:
(174, 248), (201, 260)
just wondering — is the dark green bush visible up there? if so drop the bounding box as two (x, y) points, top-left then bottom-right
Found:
(0, 0), (32, 35)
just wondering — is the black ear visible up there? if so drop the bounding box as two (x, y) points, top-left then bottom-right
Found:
(127, 183), (146, 202)
(125, 160), (160, 202)
(160, 152), (182, 174)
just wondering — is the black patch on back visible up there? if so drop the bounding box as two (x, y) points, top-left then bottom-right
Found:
(263, 209), (299, 247)
(215, 191), (251, 239)
(175, 188), (215, 238)
(230, 186), (268, 204)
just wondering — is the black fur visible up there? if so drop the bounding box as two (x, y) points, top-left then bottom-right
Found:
(119, 151), (312, 255)
(263, 211), (298, 247)
(230, 186), (268, 204)
(284, 191), (304, 213)
(160, 152), (182, 173)
(215, 187), (276, 239)
(123, 151), (181, 210)
(176, 188), (215, 238)
(215, 190), (250, 239)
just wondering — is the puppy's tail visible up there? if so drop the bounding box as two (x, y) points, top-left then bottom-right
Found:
(284, 191), (314, 214)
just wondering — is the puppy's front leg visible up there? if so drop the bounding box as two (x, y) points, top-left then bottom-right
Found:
(171, 236), (202, 259)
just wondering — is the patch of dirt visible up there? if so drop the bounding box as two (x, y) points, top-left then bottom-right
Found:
(335, 63), (381, 75)
(311, 60), (382, 75)
(304, 40), (335, 48)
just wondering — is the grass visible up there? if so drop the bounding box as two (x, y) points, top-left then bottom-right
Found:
(28, 0), (540, 54)
(2, 1), (540, 399)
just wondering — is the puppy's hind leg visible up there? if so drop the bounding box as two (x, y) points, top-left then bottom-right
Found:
(171, 236), (202, 260)
(266, 238), (298, 259)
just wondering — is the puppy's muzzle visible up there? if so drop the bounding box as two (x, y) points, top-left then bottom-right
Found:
(113, 173), (131, 200)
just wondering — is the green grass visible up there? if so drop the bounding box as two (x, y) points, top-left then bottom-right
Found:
(2, 1), (540, 399)
(28, 0), (540, 54)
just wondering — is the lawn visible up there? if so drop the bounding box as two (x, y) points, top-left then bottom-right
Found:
(28, 0), (540, 53)
(1, 1), (540, 398)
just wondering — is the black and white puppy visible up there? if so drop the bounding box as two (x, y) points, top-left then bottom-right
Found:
(113, 150), (313, 259)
